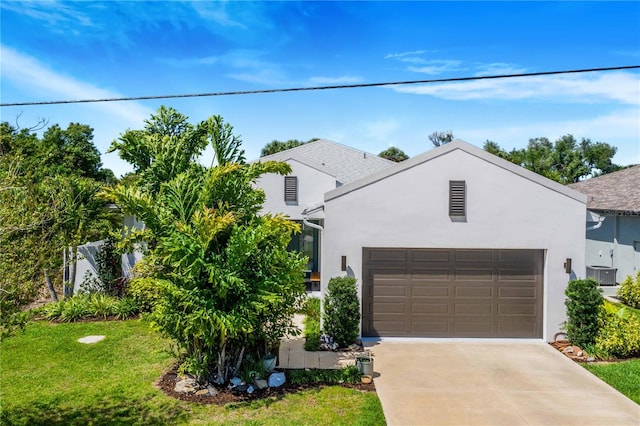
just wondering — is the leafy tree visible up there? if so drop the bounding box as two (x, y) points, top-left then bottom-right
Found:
(104, 107), (306, 383)
(429, 130), (455, 147)
(0, 121), (117, 336)
(565, 278), (603, 347)
(322, 276), (360, 348)
(483, 135), (620, 183)
(379, 146), (409, 162)
(260, 138), (319, 157)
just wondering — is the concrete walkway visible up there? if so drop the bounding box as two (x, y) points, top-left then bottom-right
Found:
(277, 315), (355, 369)
(366, 340), (639, 426)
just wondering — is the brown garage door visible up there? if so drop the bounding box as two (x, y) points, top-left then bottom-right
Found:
(362, 248), (544, 338)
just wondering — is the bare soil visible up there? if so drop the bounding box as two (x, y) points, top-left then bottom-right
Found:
(156, 365), (376, 405)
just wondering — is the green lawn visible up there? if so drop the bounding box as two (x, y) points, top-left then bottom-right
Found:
(0, 320), (385, 425)
(583, 359), (640, 404)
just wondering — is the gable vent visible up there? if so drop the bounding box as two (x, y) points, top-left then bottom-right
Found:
(284, 176), (298, 203)
(449, 180), (466, 217)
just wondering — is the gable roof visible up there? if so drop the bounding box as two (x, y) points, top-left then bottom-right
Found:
(326, 139), (587, 204)
(567, 165), (640, 213)
(259, 139), (395, 184)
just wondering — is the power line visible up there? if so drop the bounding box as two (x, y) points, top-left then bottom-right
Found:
(2, 65), (639, 107)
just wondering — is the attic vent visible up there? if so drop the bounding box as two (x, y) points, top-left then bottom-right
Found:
(284, 176), (298, 203)
(449, 180), (466, 217)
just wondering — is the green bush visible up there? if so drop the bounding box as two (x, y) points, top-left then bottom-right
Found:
(304, 317), (321, 351)
(41, 294), (138, 322)
(617, 272), (640, 309)
(301, 296), (321, 321)
(128, 277), (163, 313)
(322, 276), (360, 348)
(564, 278), (603, 347)
(287, 365), (361, 385)
(595, 302), (640, 358)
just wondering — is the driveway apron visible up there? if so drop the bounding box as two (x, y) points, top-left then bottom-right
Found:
(366, 340), (639, 426)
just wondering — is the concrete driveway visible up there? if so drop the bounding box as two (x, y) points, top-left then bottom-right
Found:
(365, 340), (639, 426)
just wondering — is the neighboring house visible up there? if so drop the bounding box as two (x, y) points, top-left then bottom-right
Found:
(321, 140), (586, 341)
(568, 165), (640, 284)
(257, 139), (395, 290)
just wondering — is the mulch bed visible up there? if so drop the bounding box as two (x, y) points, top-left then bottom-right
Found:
(156, 366), (376, 405)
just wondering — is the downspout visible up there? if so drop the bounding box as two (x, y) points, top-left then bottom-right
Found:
(302, 218), (324, 232)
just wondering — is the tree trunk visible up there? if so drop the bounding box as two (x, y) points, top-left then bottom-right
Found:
(64, 246), (78, 298)
(44, 269), (58, 302)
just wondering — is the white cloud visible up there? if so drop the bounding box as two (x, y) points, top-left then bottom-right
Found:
(408, 60), (464, 75)
(474, 62), (527, 77)
(0, 1), (94, 29)
(385, 50), (427, 59)
(392, 71), (640, 104)
(307, 75), (364, 85)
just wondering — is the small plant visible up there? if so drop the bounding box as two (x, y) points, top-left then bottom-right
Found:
(59, 296), (90, 322)
(303, 317), (321, 351)
(617, 272), (640, 309)
(564, 278), (603, 348)
(595, 302), (640, 359)
(88, 293), (117, 319)
(322, 276), (360, 348)
(114, 296), (139, 320)
(300, 297), (320, 320)
(287, 365), (361, 385)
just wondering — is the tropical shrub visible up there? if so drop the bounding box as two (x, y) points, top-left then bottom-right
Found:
(103, 107), (306, 384)
(564, 278), (603, 347)
(287, 365), (362, 385)
(595, 302), (640, 358)
(41, 294), (138, 321)
(303, 296), (321, 351)
(323, 276), (360, 348)
(617, 272), (640, 309)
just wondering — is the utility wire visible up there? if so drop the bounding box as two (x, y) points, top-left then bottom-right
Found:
(1, 65), (639, 107)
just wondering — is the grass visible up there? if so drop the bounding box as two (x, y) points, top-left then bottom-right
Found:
(583, 359), (640, 404)
(0, 320), (385, 425)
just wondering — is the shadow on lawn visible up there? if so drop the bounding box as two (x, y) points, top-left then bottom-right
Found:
(1, 395), (188, 426)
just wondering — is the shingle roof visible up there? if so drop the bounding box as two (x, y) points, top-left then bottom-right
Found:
(567, 165), (640, 213)
(259, 139), (395, 184)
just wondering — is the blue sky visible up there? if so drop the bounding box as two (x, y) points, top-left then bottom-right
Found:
(1, 1), (639, 177)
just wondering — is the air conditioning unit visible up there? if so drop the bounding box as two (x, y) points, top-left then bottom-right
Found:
(586, 266), (617, 286)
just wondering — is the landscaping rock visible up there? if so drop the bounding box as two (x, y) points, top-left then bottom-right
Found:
(254, 379), (268, 390)
(195, 389), (209, 396)
(562, 346), (574, 354)
(586, 357), (595, 362)
(247, 385), (255, 394)
(207, 385), (218, 396)
(229, 377), (244, 387)
(268, 372), (286, 388)
(174, 377), (198, 394)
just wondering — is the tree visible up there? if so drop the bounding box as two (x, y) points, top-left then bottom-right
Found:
(379, 146), (409, 162)
(429, 130), (455, 147)
(104, 107), (306, 383)
(0, 121), (117, 336)
(483, 135), (620, 183)
(260, 138), (319, 157)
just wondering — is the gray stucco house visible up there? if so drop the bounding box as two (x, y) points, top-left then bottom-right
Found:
(259, 139), (587, 341)
(568, 165), (640, 285)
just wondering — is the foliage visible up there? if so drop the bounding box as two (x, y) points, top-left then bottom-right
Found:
(484, 135), (620, 183)
(0, 121), (119, 337)
(379, 146), (409, 162)
(104, 107), (306, 383)
(128, 277), (164, 312)
(79, 236), (126, 297)
(1, 320), (386, 425)
(617, 272), (640, 309)
(260, 138), (319, 157)
(429, 130), (454, 147)
(564, 278), (603, 347)
(287, 366), (362, 385)
(322, 276), (360, 348)
(594, 301), (640, 359)
(583, 359), (640, 405)
(301, 297), (321, 351)
(41, 293), (139, 322)
(300, 296), (321, 320)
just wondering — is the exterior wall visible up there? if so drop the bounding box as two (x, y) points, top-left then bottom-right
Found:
(323, 148), (586, 341)
(257, 159), (336, 220)
(586, 215), (640, 283)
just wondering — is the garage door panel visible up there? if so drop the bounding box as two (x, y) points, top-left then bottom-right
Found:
(411, 286), (450, 297)
(412, 302), (450, 314)
(455, 250), (494, 262)
(455, 269), (494, 281)
(455, 286), (493, 298)
(498, 286), (537, 299)
(411, 250), (450, 262)
(363, 248), (543, 338)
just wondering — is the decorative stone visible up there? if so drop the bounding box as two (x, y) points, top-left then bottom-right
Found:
(174, 377), (198, 393)
(78, 335), (105, 344)
(247, 385), (255, 394)
(207, 385), (218, 396)
(576, 350), (584, 357)
(235, 384), (248, 393)
(562, 346), (574, 354)
(268, 372), (286, 388)
(586, 357), (596, 362)
(195, 389), (209, 396)
(230, 377), (244, 387)
(254, 379), (268, 390)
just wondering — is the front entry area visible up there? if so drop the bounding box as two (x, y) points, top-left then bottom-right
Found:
(362, 248), (544, 338)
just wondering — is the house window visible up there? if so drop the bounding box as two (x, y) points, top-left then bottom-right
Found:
(284, 176), (298, 203)
(449, 180), (466, 217)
